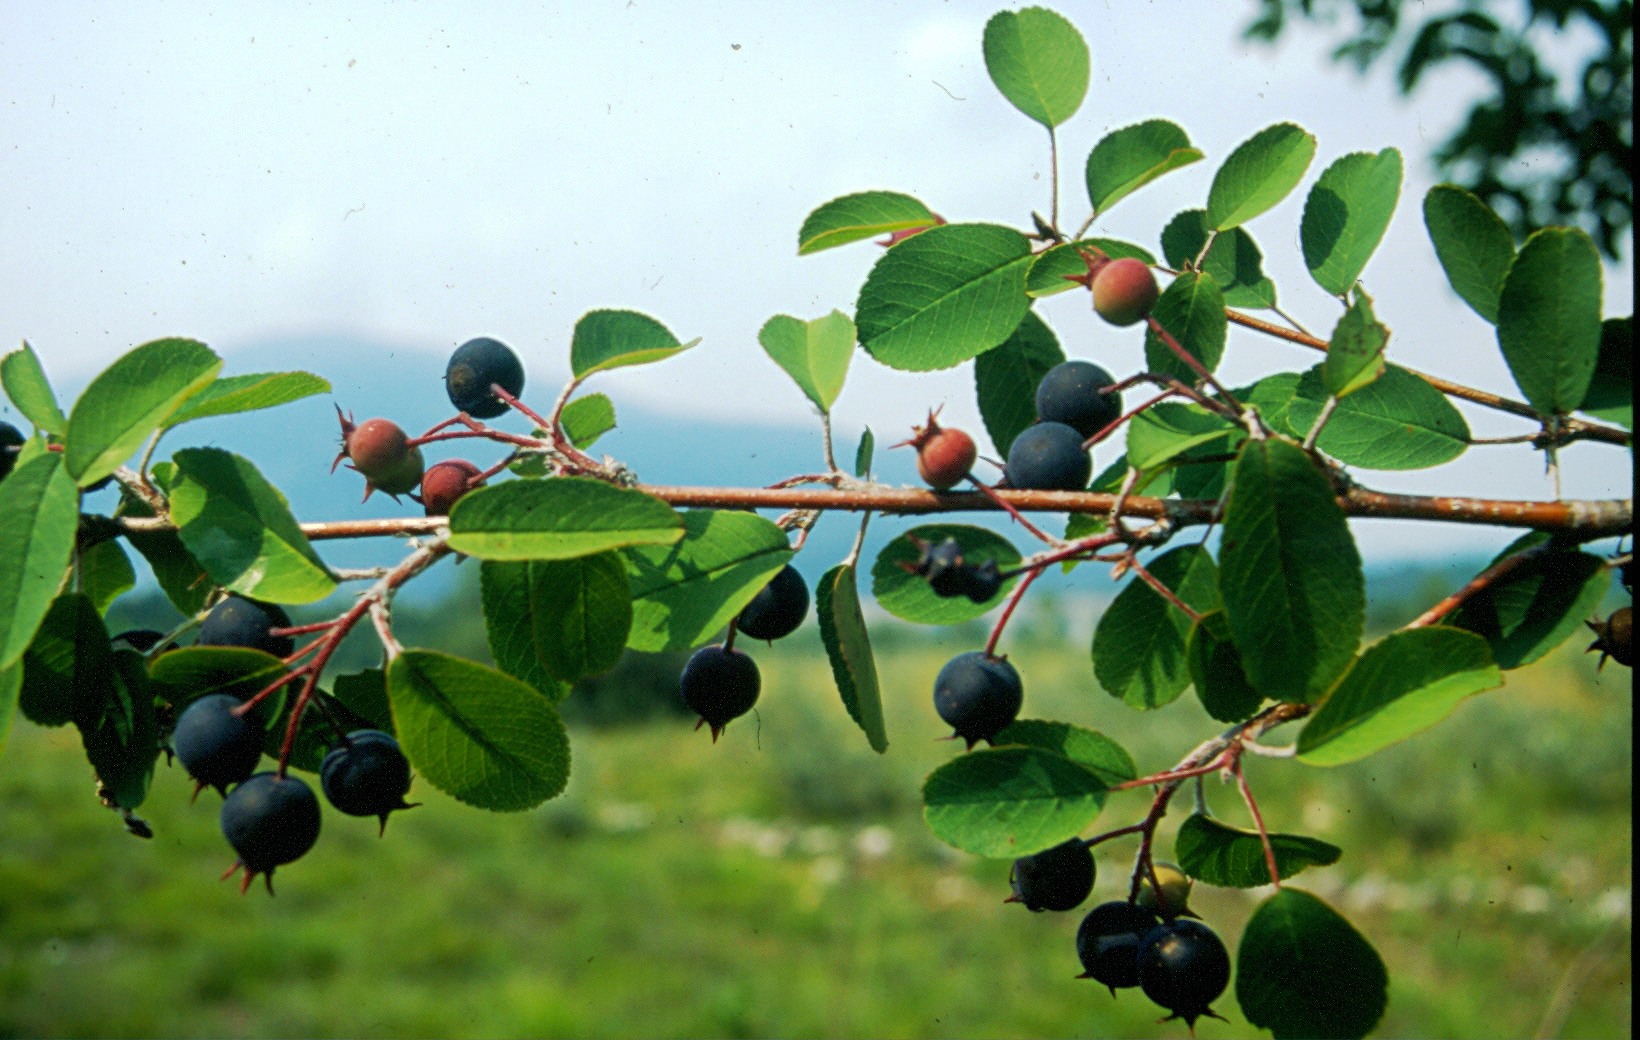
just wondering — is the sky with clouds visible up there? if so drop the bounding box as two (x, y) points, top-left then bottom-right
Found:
(1, 1), (1631, 559)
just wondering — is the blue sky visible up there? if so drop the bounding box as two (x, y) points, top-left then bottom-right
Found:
(2, 2), (1631, 560)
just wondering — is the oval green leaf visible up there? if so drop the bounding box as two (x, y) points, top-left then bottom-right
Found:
(1496, 226), (1604, 415)
(1144, 271), (1228, 380)
(78, 650), (159, 810)
(148, 647), (288, 720)
(387, 649), (570, 812)
(981, 7), (1089, 129)
(1159, 210), (1278, 309)
(855, 223), (1034, 372)
(1446, 538), (1611, 669)
(1288, 365), (1470, 471)
(561, 393), (617, 450)
(1, 342), (68, 435)
(991, 719), (1136, 787)
(797, 191), (938, 255)
(1187, 610), (1264, 723)
(569, 309), (698, 379)
(165, 371), (330, 427)
(168, 448), (336, 605)
(922, 745), (1108, 858)
(1220, 439), (1364, 703)
(816, 562), (888, 753)
(80, 538), (136, 617)
(18, 593), (115, 729)
(758, 310), (856, 414)
(1092, 545), (1222, 709)
(1298, 627), (1502, 766)
(0, 454), (79, 671)
(1301, 148), (1403, 296)
(64, 338), (222, 486)
(449, 477), (682, 562)
(623, 509), (792, 652)
(974, 310), (1064, 456)
(1175, 813), (1341, 888)
(480, 554), (631, 686)
(1085, 119), (1204, 215)
(1237, 888), (1388, 1039)
(1126, 403), (1236, 471)
(1206, 123), (1317, 231)
(1422, 183), (1515, 323)
(871, 524), (1021, 625)
(1578, 317), (1632, 428)
(1320, 289), (1389, 399)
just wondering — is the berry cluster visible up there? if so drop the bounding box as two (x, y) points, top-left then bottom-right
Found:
(677, 564), (811, 740)
(902, 536), (1004, 604)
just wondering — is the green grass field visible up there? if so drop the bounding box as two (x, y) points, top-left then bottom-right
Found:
(0, 631), (1630, 1038)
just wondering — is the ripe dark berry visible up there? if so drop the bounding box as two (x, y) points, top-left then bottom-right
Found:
(332, 410), (425, 499)
(1008, 838), (1096, 912)
(1092, 257), (1160, 326)
(1076, 900), (1163, 993)
(173, 693), (264, 798)
(197, 596), (294, 658)
(1034, 360), (1123, 438)
(933, 651), (1023, 748)
(679, 644), (760, 741)
(1004, 422), (1092, 492)
(445, 336), (526, 419)
(1136, 860), (1197, 920)
(893, 408), (977, 490)
(419, 458), (486, 516)
(0, 421), (23, 482)
(321, 730), (416, 833)
(904, 537), (1003, 603)
(220, 771), (322, 894)
(1137, 918), (1232, 1029)
(1587, 606), (1633, 669)
(735, 565), (810, 641)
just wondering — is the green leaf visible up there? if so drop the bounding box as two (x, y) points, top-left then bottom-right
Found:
(63, 338), (222, 486)
(148, 647), (288, 719)
(1092, 545), (1222, 709)
(922, 746), (1108, 858)
(1220, 439), (1364, 702)
(449, 477), (682, 562)
(18, 594), (116, 729)
(1320, 290), (1389, 399)
(1126, 403), (1235, 470)
(1237, 888), (1388, 1039)
(1085, 119), (1204, 215)
(1496, 226), (1604, 414)
(77, 649), (159, 810)
(79, 537), (136, 616)
(855, 223), (1034, 372)
(990, 719), (1136, 787)
(0, 661), (18, 758)
(1025, 239), (1156, 298)
(1176, 813), (1341, 887)
(974, 311), (1064, 456)
(1423, 183), (1515, 323)
(1144, 271), (1228, 380)
(1206, 123), (1317, 231)
(624, 509), (793, 652)
(119, 501), (211, 618)
(1301, 148), (1403, 296)
(1297, 627), (1502, 766)
(816, 563), (888, 753)
(164, 371), (330, 427)
(560, 393), (617, 450)
(0, 454), (79, 671)
(168, 448), (336, 605)
(1158, 210), (1277, 309)
(854, 428), (874, 477)
(1446, 540), (1611, 669)
(1238, 372), (1306, 439)
(1, 342), (68, 434)
(871, 524), (1021, 625)
(480, 555), (630, 687)
(569, 309), (698, 379)
(331, 669), (395, 734)
(1288, 364), (1470, 470)
(1579, 317), (1632, 428)
(797, 191), (938, 255)
(757, 310), (856, 413)
(387, 649), (570, 812)
(981, 7), (1089, 129)
(1187, 611), (1263, 723)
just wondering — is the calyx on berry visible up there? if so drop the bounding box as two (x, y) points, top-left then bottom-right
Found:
(679, 644), (760, 741)
(1136, 917), (1231, 1029)
(892, 407), (977, 491)
(332, 408), (425, 500)
(321, 729), (417, 834)
(220, 771), (322, 895)
(1007, 837), (1096, 912)
(1136, 860), (1198, 920)
(418, 458), (486, 516)
(1586, 605), (1632, 669)
(932, 651), (1023, 748)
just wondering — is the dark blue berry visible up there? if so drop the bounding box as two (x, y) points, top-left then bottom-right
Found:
(679, 644), (760, 741)
(321, 730), (416, 833)
(1076, 901), (1163, 993)
(1004, 422), (1092, 492)
(220, 771), (322, 894)
(933, 651), (1023, 748)
(735, 565), (809, 641)
(1009, 838), (1096, 912)
(197, 596), (294, 658)
(1137, 918), (1231, 1028)
(445, 337), (525, 419)
(1034, 360), (1122, 438)
(0, 421), (24, 482)
(173, 694), (264, 797)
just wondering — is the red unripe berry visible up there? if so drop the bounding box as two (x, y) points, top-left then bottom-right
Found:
(332, 409), (425, 499)
(894, 409), (977, 491)
(1092, 258), (1160, 326)
(420, 459), (486, 516)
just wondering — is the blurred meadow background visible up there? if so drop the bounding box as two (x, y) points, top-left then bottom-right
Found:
(1, 567), (1630, 1039)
